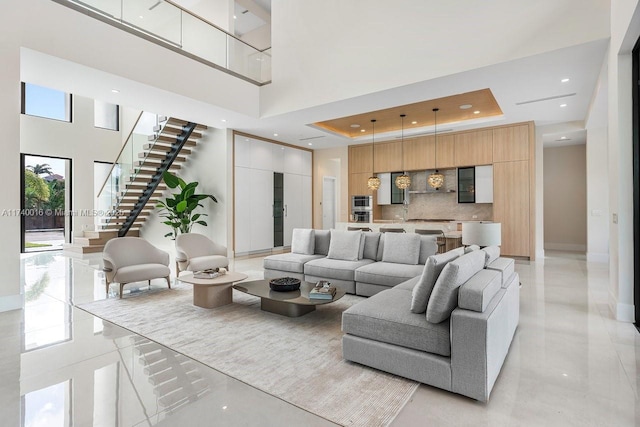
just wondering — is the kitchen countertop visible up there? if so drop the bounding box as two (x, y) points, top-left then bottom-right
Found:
(336, 221), (462, 236)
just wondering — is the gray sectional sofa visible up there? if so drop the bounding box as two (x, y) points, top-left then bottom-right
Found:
(264, 229), (438, 296)
(263, 228), (519, 401)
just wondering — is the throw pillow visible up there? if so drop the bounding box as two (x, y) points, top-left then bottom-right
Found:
(362, 232), (381, 260)
(426, 250), (486, 323)
(291, 228), (315, 255)
(382, 233), (421, 265)
(482, 245), (501, 267)
(464, 244), (480, 253)
(327, 230), (363, 261)
(314, 230), (331, 255)
(418, 235), (439, 264)
(376, 234), (385, 261)
(410, 250), (461, 313)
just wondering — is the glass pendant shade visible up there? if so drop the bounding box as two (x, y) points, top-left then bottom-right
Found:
(367, 176), (381, 190)
(428, 171), (445, 189)
(395, 174), (411, 189)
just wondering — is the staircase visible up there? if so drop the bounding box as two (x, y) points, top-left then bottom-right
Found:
(64, 116), (207, 254)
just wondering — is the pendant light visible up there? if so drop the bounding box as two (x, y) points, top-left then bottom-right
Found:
(428, 108), (445, 190)
(367, 119), (381, 190)
(395, 114), (411, 190)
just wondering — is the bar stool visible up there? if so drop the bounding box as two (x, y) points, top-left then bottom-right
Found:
(415, 229), (446, 253)
(348, 227), (372, 232)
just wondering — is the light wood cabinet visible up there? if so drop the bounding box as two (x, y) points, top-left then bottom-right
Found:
(374, 141), (403, 172)
(493, 124), (530, 162)
(436, 135), (455, 168)
(349, 172), (374, 196)
(403, 136), (435, 171)
(454, 130), (493, 166)
(349, 144), (373, 174)
(493, 160), (529, 257)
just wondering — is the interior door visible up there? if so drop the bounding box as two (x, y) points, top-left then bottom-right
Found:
(322, 177), (336, 229)
(283, 173), (302, 246)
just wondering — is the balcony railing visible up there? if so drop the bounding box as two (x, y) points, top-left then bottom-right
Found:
(54, 0), (271, 85)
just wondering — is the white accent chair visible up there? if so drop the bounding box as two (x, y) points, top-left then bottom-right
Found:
(102, 237), (171, 298)
(175, 233), (229, 274)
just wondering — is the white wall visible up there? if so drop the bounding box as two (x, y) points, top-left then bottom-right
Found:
(20, 96), (123, 236)
(141, 127), (230, 268)
(263, 0), (610, 116)
(607, 0), (640, 321)
(543, 145), (587, 252)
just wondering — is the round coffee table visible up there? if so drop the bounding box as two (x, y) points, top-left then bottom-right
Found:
(179, 272), (248, 309)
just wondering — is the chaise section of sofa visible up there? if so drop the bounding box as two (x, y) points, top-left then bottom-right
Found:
(342, 246), (520, 402)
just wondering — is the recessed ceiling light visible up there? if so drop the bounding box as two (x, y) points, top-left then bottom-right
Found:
(561, 78), (570, 83)
(473, 110), (480, 114)
(111, 89), (120, 93)
(459, 104), (472, 109)
(233, 15), (237, 19)
(411, 121), (417, 125)
(273, 133), (278, 137)
(221, 119), (227, 122)
(308, 143), (313, 146)
(139, 15), (144, 19)
(350, 124), (360, 128)
(560, 136), (567, 140)
(222, 405), (228, 410)
(281, 147), (284, 150)
(360, 129), (366, 132)
(560, 104), (567, 108)
(562, 373), (568, 377)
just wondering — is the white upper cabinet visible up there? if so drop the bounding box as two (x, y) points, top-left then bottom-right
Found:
(250, 140), (273, 171)
(272, 144), (285, 172)
(301, 151), (312, 176)
(234, 137), (252, 168)
(475, 165), (494, 203)
(284, 147), (303, 175)
(377, 173), (391, 205)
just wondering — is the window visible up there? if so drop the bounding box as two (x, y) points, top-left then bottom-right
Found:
(94, 100), (119, 131)
(21, 83), (72, 122)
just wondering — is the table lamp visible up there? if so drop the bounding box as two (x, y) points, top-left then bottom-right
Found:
(462, 222), (501, 247)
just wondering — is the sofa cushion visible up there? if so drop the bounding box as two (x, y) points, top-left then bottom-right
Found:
(376, 234), (385, 261)
(486, 257), (515, 288)
(464, 244), (480, 253)
(314, 230), (331, 255)
(264, 253), (325, 274)
(187, 255), (229, 272)
(481, 245), (500, 267)
(458, 269), (502, 312)
(355, 262), (424, 287)
(426, 250), (486, 323)
(394, 276), (421, 291)
(304, 257), (374, 281)
(410, 250), (461, 314)
(382, 233), (421, 265)
(291, 228), (315, 255)
(419, 235), (439, 264)
(342, 288), (451, 356)
(327, 230), (363, 261)
(114, 264), (170, 284)
(362, 232), (381, 260)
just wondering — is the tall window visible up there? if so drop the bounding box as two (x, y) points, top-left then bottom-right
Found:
(21, 83), (72, 122)
(94, 100), (119, 131)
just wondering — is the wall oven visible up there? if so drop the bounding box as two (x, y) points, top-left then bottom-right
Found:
(352, 210), (372, 223)
(351, 195), (373, 210)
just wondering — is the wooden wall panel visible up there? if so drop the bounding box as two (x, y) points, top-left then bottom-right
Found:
(374, 141), (403, 172)
(454, 130), (493, 166)
(349, 144), (373, 173)
(493, 124), (529, 162)
(349, 172), (374, 196)
(403, 136), (435, 171)
(493, 160), (529, 257)
(436, 135), (456, 168)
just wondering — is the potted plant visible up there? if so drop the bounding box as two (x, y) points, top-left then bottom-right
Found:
(155, 171), (218, 239)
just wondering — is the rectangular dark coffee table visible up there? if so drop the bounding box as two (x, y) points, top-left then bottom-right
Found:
(233, 279), (346, 317)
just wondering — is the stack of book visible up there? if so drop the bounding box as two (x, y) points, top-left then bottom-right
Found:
(193, 268), (222, 279)
(309, 281), (337, 300)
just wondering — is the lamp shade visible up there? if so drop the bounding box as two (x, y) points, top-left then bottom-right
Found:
(462, 222), (501, 247)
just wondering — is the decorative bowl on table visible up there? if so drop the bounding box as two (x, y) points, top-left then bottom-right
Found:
(269, 277), (301, 292)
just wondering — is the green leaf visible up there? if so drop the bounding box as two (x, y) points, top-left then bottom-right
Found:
(177, 177), (187, 190)
(191, 213), (201, 221)
(176, 200), (188, 213)
(195, 220), (207, 226)
(194, 194), (218, 203)
(184, 187), (196, 200)
(166, 198), (177, 208)
(164, 232), (173, 238)
(162, 171), (180, 189)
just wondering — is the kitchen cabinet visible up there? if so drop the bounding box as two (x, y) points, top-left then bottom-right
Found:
(349, 172), (373, 196)
(454, 130), (493, 166)
(403, 136), (434, 170)
(436, 135), (456, 168)
(493, 124), (530, 162)
(377, 173), (391, 205)
(374, 141), (403, 172)
(349, 144), (373, 174)
(249, 168), (274, 251)
(457, 165), (492, 203)
(493, 160), (529, 257)
(234, 167), (251, 253)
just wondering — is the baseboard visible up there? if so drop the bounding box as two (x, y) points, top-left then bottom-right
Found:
(608, 289), (635, 322)
(535, 249), (545, 260)
(587, 252), (609, 263)
(0, 294), (23, 313)
(544, 243), (587, 252)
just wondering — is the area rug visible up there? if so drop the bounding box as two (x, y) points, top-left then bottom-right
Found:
(78, 282), (418, 426)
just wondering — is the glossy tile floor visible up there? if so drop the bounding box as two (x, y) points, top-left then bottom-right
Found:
(0, 250), (638, 426)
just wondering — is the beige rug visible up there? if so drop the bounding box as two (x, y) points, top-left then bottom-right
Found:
(78, 282), (418, 426)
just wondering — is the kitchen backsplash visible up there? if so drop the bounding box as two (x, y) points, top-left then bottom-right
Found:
(380, 169), (493, 221)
